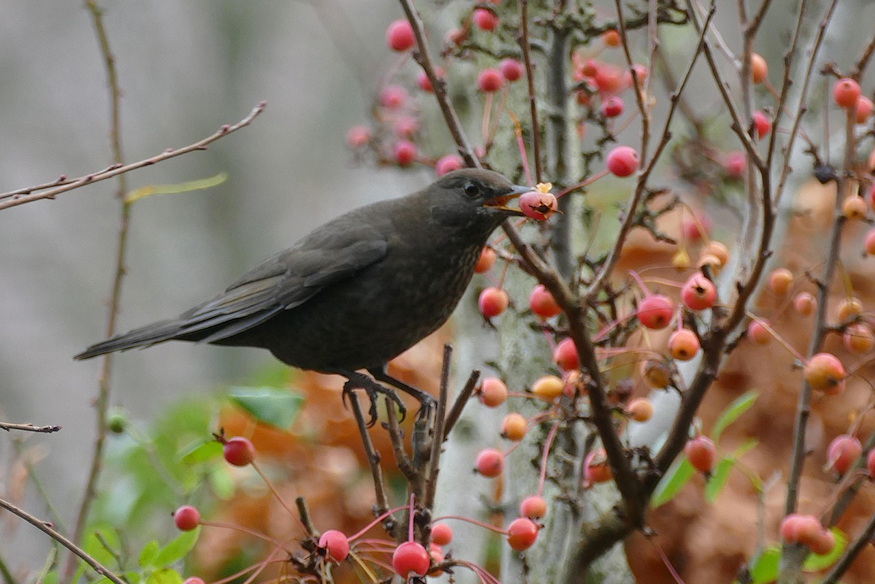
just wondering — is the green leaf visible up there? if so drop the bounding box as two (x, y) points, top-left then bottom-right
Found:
(125, 172), (227, 204)
(746, 546), (780, 584)
(153, 529), (200, 567)
(712, 390), (758, 442)
(651, 458), (694, 507)
(125, 572), (142, 584)
(227, 386), (304, 429)
(139, 540), (160, 568)
(179, 440), (222, 465)
(803, 527), (846, 571)
(705, 457), (734, 502)
(145, 568), (184, 584)
(208, 466), (235, 499)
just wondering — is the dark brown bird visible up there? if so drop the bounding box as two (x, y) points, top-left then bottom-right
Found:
(76, 169), (529, 414)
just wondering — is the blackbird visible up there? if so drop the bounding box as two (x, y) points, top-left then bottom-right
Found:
(76, 168), (529, 415)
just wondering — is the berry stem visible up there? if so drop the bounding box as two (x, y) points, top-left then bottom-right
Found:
(745, 313), (806, 362)
(537, 421), (561, 496)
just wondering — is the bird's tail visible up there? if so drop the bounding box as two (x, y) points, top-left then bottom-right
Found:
(74, 319), (188, 360)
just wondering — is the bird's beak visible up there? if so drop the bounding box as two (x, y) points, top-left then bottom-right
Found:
(483, 184), (531, 215)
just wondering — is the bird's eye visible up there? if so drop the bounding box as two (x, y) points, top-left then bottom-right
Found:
(463, 182), (481, 198)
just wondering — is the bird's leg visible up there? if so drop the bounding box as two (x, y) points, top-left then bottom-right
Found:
(367, 366), (436, 421)
(339, 370), (407, 426)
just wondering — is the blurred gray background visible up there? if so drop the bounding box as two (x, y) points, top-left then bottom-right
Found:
(0, 0), (435, 561)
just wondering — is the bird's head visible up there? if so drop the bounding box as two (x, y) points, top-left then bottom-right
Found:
(427, 169), (530, 230)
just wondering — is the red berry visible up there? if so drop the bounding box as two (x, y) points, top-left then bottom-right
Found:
(345, 125), (371, 149)
(865, 228), (875, 256)
(477, 68), (504, 92)
(681, 213), (711, 241)
(506, 518), (539, 550)
(833, 78), (861, 109)
(529, 284), (562, 318)
(518, 190), (558, 220)
(473, 8), (498, 31)
(431, 522), (453, 546)
(474, 247), (496, 273)
(478, 286), (509, 317)
(724, 151), (746, 178)
(668, 329), (700, 361)
(602, 29), (621, 47)
(826, 434), (862, 474)
(804, 353), (845, 394)
(867, 449), (875, 478)
(600, 96), (624, 118)
(684, 436), (716, 474)
(379, 85), (408, 109)
(416, 70), (433, 93)
(499, 58), (524, 82)
(681, 274), (717, 310)
(593, 64), (623, 93)
(584, 449), (613, 484)
(855, 95), (873, 124)
(435, 154), (463, 176)
(318, 530), (350, 563)
(392, 541), (430, 578)
(478, 377), (508, 407)
(386, 19), (415, 52)
(579, 58), (599, 78)
(519, 495), (547, 518)
(223, 436), (255, 466)
(501, 412), (527, 441)
(552, 337), (579, 371)
(475, 448), (504, 477)
(392, 116), (418, 138)
(606, 145), (640, 177)
(750, 53), (768, 84)
(393, 140), (417, 167)
(173, 505), (201, 531)
(752, 111), (771, 139)
(637, 294), (674, 329)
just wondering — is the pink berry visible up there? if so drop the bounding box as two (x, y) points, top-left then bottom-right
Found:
(724, 151), (746, 178)
(499, 58), (524, 82)
(393, 116), (419, 138)
(637, 294), (674, 329)
(826, 434), (862, 475)
(183, 579), (206, 584)
(833, 78), (861, 109)
(600, 96), (624, 118)
(865, 228), (875, 255)
(681, 213), (711, 241)
(173, 505), (201, 531)
(318, 530), (350, 563)
(478, 377), (508, 407)
(681, 274), (717, 310)
(684, 436), (716, 474)
(803, 353), (846, 394)
(379, 85), (408, 109)
(553, 337), (579, 371)
(606, 145), (640, 177)
(501, 412), (527, 441)
(529, 284), (562, 318)
(855, 96), (873, 124)
(223, 436), (255, 466)
(431, 522), (453, 546)
(747, 320), (772, 345)
(593, 64), (623, 93)
(768, 268), (793, 296)
(345, 125), (371, 149)
(386, 19), (415, 52)
(793, 292), (816, 316)
(478, 286), (509, 317)
(475, 448), (504, 477)
(809, 528), (836, 555)
(435, 154), (464, 176)
(392, 541), (430, 578)
(474, 247), (496, 273)
(752, 111), (771, 139)
(518, 190), (558, 220)
(867, 449), (875, 478)
(473, 8), (498, 31)
(519, 495), (547, 519)
(506, 518), (539, 550)
(477, 68), (504, 92)
(393, 140), (417, 167)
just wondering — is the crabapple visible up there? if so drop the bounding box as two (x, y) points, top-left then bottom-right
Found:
(702, 241), (730, 266)
(518, 190), (558, 220)
(501, 412), (527, 441)
(833, 78), (861, 109)
(393, 140), (417, 167)
(724, 151), (746, 179)
(431, 523), (453, 546)
(478, 287), (509, 317)
(379, 85), (408, 109)
(681, 274), (717, 310)
(826, 434), (862, 475)
(506, 518), (539, 550)
(392, 541), (430, 578)
(842, 196), (867, 220)
(685, 436), (716, 474)
(626, 398), (654, 422)
(668, 328), (700, 360)
(808, 529), (836, 555)
(532, 375), (564, 400)
(593, 63), (624, 93)
(746, 320), (771, 345)
(855, 95), (873, 124)
(472, 8), (498, 31)
(803, 353), (845, 394)
(602, 29), (621, 47)
(318, 530), (350, 563)
(768, 268), (793, 296)
(475, 448), (504, 477)
(793, 292), (816, 316)
(386, 19), (415, 52)
(519, 495), (548, 519)
(584, 449), (612, 484)
(843, 323), (874, 354)
(477, 68), (504, 92)
(865, 228), (875, 255)
(780, 513), (821, 544)
(600, 96), (624, 118)
(637, 294), (674, 329)
(499, 58), (524, 82)
(435, 154), (463, 176)
(173, 505), (200, 531)
(553, 337), (579, 371)
(345, 125), (371, 149)
(223, 436), (255, 466)
(837, 297), (863, 321)
(478, 377), (508, 407)
(474, 247), (497, 273)
(606, 145), (639, 177)
(752, 111), (771, 138)
(750, 52), (768, 84)
(529, 284), (562, 318)
(867, 450), (875, 478)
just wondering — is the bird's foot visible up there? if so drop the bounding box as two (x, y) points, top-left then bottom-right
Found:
(341, 373), (407, 426)
(366, 367), (436, 422)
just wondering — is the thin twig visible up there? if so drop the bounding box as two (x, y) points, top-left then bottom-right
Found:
(442, 369), (480, 440)
(518, 0), (542, 182)
(348, 393), (391, 515)
(0, 497), (125, 584)
(0, 422), (61, 433)
(0, 101), (266, 211)
(424, 345), (451, 511)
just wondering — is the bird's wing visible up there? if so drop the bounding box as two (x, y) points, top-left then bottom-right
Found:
(184, 224), (389, 343)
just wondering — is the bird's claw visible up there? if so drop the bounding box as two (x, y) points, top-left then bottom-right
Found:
(342, 378), (407, 426)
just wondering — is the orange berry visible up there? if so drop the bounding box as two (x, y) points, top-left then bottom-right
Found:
(750, 52), (768, 84)
(626, 398), (654, 422)
(668, 329), (700, 360)
(501, 413), (527, 441)
(768, 268), (793, 296)
(532, 375), (564, 401)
